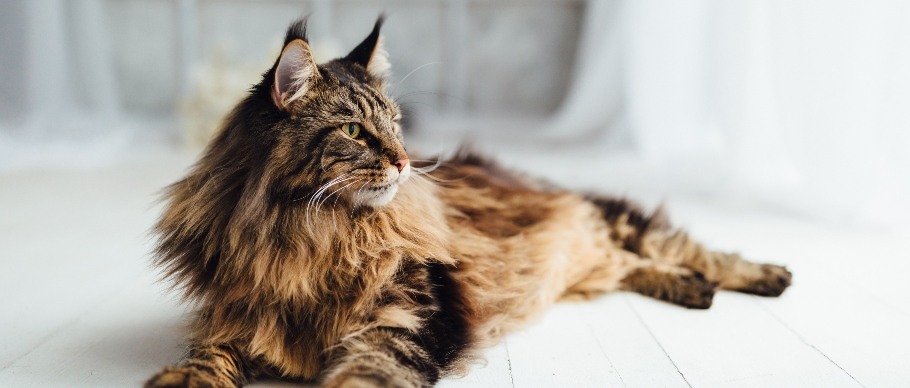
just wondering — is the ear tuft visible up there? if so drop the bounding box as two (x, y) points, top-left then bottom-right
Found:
(367, 37), (391, 80)
(272, 39), (319, 110)
(284, 17), (309, 46)
(345, 16), (391, 80)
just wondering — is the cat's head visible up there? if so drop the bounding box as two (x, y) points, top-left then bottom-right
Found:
(248, 16), (408, 210)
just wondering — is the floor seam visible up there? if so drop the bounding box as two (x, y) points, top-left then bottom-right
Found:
(503, 340), (516, 388)
(625, 295), (693, 388)
(583, 314), (627, 387)
(753, 298), (866, 388)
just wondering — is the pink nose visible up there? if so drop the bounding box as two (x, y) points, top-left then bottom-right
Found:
(393, 158), (410, 172)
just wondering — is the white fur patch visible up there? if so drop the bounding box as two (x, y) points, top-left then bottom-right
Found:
(367, 37), (392, 80)
(274, 40), (318, 108)
(355, 183), (399, 208)
(398, 163), (411, 182)
(286, 63), (314, 105)
(354, 165), (410, 207)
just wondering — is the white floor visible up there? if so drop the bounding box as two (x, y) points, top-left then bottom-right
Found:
(2, 149), (908, 387)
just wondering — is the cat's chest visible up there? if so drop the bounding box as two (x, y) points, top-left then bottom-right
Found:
(301, 257), (432, 325)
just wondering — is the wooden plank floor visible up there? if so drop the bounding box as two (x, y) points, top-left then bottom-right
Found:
(2, 152), (908, 387)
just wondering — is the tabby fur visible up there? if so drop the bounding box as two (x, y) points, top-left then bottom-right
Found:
(147, 17), (792, 388)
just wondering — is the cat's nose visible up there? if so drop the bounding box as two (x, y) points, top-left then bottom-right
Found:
(393, 158), (410, 172)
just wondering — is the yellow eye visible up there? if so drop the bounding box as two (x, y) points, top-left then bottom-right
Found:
(341, 123), (361, 138)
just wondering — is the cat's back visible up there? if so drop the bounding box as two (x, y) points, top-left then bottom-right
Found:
(427, 152), (594, 239)
(427, 153), (619, 342)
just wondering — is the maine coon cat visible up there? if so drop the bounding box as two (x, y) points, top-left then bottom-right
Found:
(147, 17), (792, 388)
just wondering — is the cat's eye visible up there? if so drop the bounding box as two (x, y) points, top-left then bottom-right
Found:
(340, 123), (361, 139)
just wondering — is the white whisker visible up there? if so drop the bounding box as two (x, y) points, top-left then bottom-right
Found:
(312, 174), (354, 224)
(414, 157), (444, 174)
(351, 183), (369, 217)
(411, 170), (448, 184)
(329, 179), (361, 231)
(317, 179), (360, 220)
(394, 62), (441, 91)
(305, 173), (355, 229)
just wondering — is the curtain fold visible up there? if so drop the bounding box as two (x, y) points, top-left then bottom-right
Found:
(550, 0), (910, 227)
(0, 0), (128, 170)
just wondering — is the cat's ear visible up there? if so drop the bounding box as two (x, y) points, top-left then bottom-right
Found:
(345, 16), (391, 80)
(272, 39), (320, 110)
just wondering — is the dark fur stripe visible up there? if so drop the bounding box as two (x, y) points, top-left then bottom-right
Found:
(184, 362), (217, 375)
(305, 126), (338, 153)
(417, 262), (471, 371)
(586, 196), (669, 252)
(382, 330), (440, 382)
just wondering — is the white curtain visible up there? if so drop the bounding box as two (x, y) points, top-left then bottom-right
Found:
(0, 0), (130, 171)
(4, 0), (909, 227)
(551, 0), (910, 227)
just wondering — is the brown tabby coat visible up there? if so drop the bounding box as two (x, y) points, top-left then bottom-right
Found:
(147, 17), (792, 388)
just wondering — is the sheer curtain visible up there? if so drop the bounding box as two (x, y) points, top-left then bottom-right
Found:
(0, 0), (129, 170)
(4, 0), (909, 226)
(550, 0), (910, 227)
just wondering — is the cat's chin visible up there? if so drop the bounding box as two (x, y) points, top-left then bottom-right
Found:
(354, 183), (399, 208)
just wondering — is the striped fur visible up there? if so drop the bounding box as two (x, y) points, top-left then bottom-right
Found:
(147, 17), (792, 388)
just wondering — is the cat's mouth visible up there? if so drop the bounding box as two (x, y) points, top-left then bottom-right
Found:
(354, 181), (399, 208)
(366, 183), (394, 192)
(350, 166), (409, 208)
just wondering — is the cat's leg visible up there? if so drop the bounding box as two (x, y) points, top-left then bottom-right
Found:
(587, 196), (791, 297)
(640, 230), (792, 297)
(322, 328), (439, 388)
(146, 344), (252, 388)
(620, 260), (718, 309)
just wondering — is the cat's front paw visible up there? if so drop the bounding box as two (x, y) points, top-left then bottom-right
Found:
(324, 371), (421, 388)
(738, 264), (792, 297)
(674, 272), (718, 309)
(145, 366), (230, 388)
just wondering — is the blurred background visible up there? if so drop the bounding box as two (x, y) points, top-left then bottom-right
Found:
(2, 0), (910, 228)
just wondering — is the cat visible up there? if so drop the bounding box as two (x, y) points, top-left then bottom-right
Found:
(146, 17), (792, 388)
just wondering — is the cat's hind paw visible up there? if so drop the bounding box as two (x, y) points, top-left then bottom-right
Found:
(736, 264), (792, 297)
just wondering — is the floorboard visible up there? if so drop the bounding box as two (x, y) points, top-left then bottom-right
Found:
(0, 273), (187, 387)
(755, 268), (910, 387)
(438, 342), (512, 388)
(628, 291), (861, 388)
(582, 295), (690, 387)
(504, 303), (625, 387)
